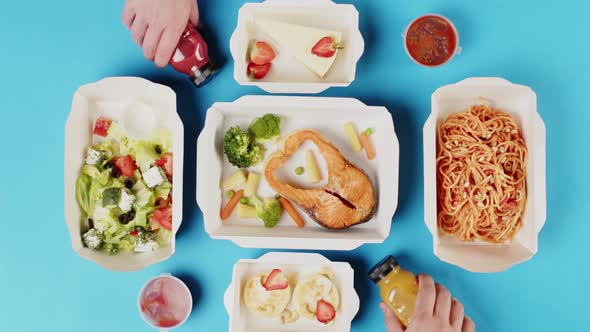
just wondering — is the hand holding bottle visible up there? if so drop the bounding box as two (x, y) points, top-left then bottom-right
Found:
(122, 0), (199, 67)
(381, 274), (475, 332)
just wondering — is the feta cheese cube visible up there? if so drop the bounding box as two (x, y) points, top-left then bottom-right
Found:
(143, 166), (166, 188)
(134, 232), (159, 252)
(85, 148), (105, 165)
(82, 229), (103, 250)
(135, 239), (159, 252)
(118, 188), (136, 212)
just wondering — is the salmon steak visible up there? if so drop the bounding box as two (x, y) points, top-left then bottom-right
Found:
(264, 130), (377, 230)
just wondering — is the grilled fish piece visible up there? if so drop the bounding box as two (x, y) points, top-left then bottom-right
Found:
(264, 130), (376, 229)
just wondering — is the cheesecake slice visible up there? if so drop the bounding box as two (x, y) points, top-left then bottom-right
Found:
(255, 18), (342, 78)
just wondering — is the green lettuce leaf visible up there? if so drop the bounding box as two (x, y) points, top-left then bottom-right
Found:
(154, 181), (172, 200)
(82, 165), (101, 179)
(152, 128), (173, 152)
(76, 175), (92, 216)
(132, 141), (160, 172)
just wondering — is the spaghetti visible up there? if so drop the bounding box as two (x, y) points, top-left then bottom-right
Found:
(436, 102), (528, 243)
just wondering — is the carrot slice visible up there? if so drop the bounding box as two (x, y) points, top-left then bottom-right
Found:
(221, 189), (244, 220)
(359, 132), (376, 160)
(278, 197), (305, 228)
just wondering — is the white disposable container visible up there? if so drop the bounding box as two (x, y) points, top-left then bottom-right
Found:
(196, 96), (398, 250)
(224, 252), (360, 332)
(423, 77), (546, 273)
(229, 0), (364, 94)
(64, 77), (184, 271)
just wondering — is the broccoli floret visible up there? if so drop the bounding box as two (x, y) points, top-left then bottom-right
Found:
(249, 114), (281, 141)
(251, 196), (282, 228)
(82, 228), (103, 250)
(223, 126), (265, 168)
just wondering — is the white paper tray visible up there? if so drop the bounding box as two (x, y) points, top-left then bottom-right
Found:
(423, 77), (547, 273)
(196, 95), (398, 250)
(230, 0), (364, 94)
(64, 77), (184, 271)
(224, 252), (360, 332)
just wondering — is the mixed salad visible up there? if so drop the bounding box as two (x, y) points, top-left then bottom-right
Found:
(77, 117), (174, 255)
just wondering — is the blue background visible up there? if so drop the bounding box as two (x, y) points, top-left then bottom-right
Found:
(1, 0), (588, 331)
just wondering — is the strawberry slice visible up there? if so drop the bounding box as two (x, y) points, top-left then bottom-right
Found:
(249, 41), (276, 65)
(262, 269), (289, 291)
(316, 300), (336, 324)
(311, 36), (343, 58)
(247, 62), (272, 80)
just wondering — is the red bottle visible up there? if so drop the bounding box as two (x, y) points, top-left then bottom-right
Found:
(169, 24), (218, 87)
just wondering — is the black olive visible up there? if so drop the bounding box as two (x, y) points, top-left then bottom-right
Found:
(103, 160), (114, 169)
(118, 213), (130, 224)
(88, 218), (94, 229)
(111, 167), (121, 178)
(127, 208), (136, 220)
(155, 145), (162, 154)
(124, 178), (136, 189)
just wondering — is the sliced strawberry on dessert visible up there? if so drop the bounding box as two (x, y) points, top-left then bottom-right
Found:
(249, 40), (276, 65)
(155, 152), (173, 180)
(114, 154), (137, 178)
(247, 62), (272, 80)
(262, 269), (289, 291)
(316, 300), (336, 324)
(93, 117), (112, 137)
(311, 36), (343, 58)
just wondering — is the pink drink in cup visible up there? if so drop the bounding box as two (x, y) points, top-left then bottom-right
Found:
(138, 275), (192, 329)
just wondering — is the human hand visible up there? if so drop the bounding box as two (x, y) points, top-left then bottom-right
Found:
(122, 0), (199, 67)
(381, 274), (475, 332)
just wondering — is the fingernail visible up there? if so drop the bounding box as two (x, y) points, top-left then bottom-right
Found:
(379, 302), (387, 313)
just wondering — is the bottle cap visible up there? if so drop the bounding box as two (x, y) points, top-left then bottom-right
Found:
(191, 62), (219, 87)
(368, 256), (399, 283)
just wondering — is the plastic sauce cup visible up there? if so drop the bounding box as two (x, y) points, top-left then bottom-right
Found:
(403, 14), (461, 67)
(138, 274), (193, 330)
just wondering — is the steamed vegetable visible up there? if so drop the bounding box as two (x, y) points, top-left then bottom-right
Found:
(359, 132), (376, 160)
(306, 150), (321, 183)
(278, 197), (305, 228)
(344, 122), (362, 152)
(223, 126), (265, 168)
(237, 203), (258, 219)
(244, 172), (260, 197)
(221, 189), (244, 220)
(250, 196), (282, 228)
(222, 170), (247, 191)
(295, 167), (304, 175)
(248, 114), (281, 141)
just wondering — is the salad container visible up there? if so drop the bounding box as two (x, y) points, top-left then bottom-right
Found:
(230, 0), (365, 94)
(423, 77), (546, 273)
(64, 77), (184, 271)
(224, 252), (360, 332)
(197, 95), (398, 250)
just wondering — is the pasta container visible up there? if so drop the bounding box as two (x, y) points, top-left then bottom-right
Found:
(224, 252), (360, 332)
(64, 77), (184, 271)
(423, 77), (546, 273)
(229, 0), (365, 94)
(196, 95), (398, 250)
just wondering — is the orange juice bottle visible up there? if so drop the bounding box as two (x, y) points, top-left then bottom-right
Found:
(369, 256), (418, 327)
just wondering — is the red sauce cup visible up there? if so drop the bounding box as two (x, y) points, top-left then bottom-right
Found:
(138, 275), (193, 330)
(403, 14), (460, 67)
